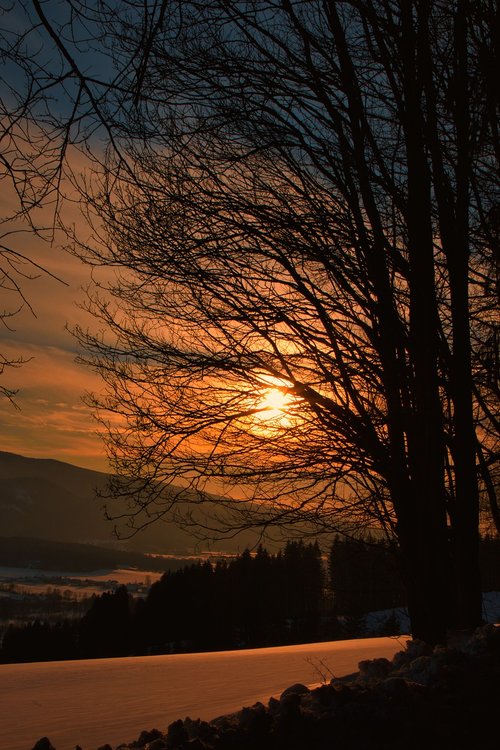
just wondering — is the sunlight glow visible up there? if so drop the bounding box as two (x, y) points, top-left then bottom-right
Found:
(259, 387), (292, 418)
(251, 376), (298, 428)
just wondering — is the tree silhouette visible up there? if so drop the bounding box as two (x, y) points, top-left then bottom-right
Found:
(134, 545), (326, 653)
(329, 535), (406, 618)
(79, 585), (132, 658)
(1, 1), (498, 645)
(70, 1), (497, 645)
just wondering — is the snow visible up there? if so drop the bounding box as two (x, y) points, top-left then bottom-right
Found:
(0, 566), (163, 597)
(0, 636), (404, 750)
(481, 590), (500, 623)
(0, 566), (163, 585)
(361, 592), (500, 636)
(363, 607), (411, 635)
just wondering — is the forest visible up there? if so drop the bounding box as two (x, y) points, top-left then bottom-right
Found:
(2, 536), (499, 664)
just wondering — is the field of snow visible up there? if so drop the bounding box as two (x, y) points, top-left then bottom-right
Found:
(0, 636), (405, 750)
(0, 566), (164, 597)
(0, 566), (163, 583)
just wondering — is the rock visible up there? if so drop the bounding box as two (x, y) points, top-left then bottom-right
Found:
(310, 683), (338, 709)
(358, 656), (391, 682)
(238, 701), (272, 735)
(278, 690), (302, 719)
(376, 676), (409, 699)
(267, 696), (280, 714)
(166, 719), (188, 749)
(183, 717), (215, 742)
(391, 639), (431, 669)
(32, 739), (56, 750)
(461, 623), (500, 655)
(331, 670), (358, 684)
(133, 728), (164, 747)
(279, 682), (310, 701)
(146, 739), (168, 750)
(398, 654), (439, 685)
(182, 740), (207, 749)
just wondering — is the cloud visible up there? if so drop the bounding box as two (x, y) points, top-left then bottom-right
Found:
(1, 236), (96, 350)
(0, 151), (113, 470)
(0, 340), (109, 471)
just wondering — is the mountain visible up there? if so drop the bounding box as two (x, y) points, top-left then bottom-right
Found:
(0, 452), (262, 555)
(0, 536), (192, 572)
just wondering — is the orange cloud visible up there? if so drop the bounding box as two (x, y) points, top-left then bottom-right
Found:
(0, 339), (109, 470)
(0, 142), (115, 470)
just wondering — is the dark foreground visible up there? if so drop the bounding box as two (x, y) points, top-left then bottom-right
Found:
(33, 624), (500, 750)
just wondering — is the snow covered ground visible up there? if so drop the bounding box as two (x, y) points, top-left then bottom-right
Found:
(2, 594), (498, 750)
(0, 566), (164, 597)
(0, 637), (404, 750)
(363, 591), (500, 635)
(0, 566), (163, 585)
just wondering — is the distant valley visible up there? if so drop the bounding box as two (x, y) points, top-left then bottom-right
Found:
(0, 536), (192, 574)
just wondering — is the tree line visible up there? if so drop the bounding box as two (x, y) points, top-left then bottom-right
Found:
(1, 542), (324, 662)
(2, 536), (500, 664)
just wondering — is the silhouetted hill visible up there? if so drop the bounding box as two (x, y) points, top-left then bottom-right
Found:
(0, 474), (103, 543)
(0, 536), (189, 573)
(0, 452), (264, 556)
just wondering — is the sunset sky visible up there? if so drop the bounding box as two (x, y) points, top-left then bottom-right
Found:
(0, 196), (109, 472)
(0, 3), (120, 472)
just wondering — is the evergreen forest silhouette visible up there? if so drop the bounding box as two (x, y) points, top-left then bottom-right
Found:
(2, 536), (499, 664)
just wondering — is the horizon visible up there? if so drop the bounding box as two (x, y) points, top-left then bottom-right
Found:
(0, 212), (109, 473)
(0, 448), (109, 474)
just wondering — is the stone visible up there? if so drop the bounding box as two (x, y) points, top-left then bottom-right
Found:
(358, 656), (391, 682)
(183, 740), (207, 750)
(183, 717), (215, 742)
(238, 702), (271, 735)
(134, 728), (164, 747)
(279, 683), (310, 701)
(166, 719), (188, 749)
(267, 696), (280, 714)
(145, 739), (168, 750)
(32, 739), (56, 750)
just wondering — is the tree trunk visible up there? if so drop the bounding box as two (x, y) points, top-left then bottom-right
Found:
(446, 0), (482, 631)
(399, 0), (452, 644)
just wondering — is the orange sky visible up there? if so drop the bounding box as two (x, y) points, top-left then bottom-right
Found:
(0, 201), (110, 471)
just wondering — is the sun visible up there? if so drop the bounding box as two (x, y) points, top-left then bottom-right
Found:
(260, 387), (290, 415)
(254, 383), (295, 425)
(245, 374), (299, 429)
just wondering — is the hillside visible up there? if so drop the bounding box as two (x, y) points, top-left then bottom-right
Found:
(0, 536), (190, 573)
(0, 452), (265, 556)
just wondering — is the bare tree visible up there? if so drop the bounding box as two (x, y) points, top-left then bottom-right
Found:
(68, 0), (499, 645)
(2, 1), (498, 645)
(0, 0), (151, 395)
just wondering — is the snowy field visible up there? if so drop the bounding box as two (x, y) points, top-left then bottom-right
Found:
(0, 637), (404, 750)
(0, 566), (163, 583)
(0, 566), (164, 597)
